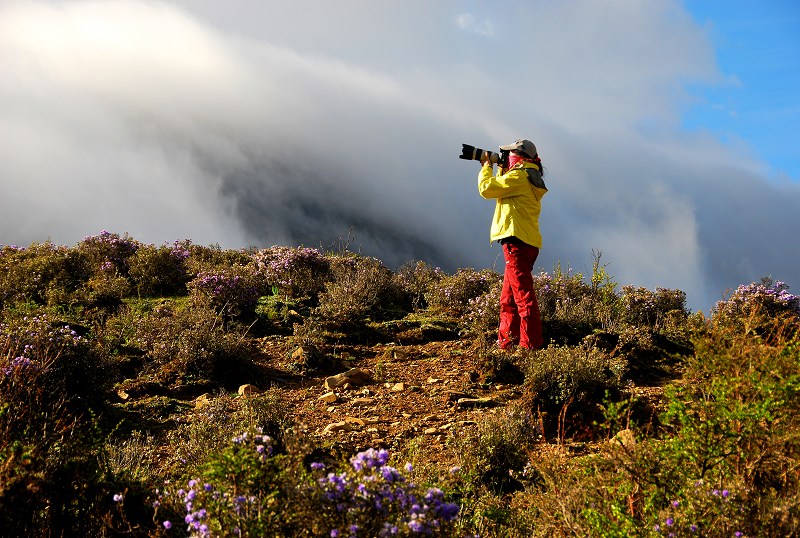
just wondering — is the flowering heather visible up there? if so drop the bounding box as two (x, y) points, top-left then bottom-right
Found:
(713, 279), (800, 320)
(621, 285), (687, 327)
(426, 268), (499, 315)
(188, 268), (260, 317)
(314, 448), (459, 536)
(78, 230), (140, 273)
(252, 246), (330, 297)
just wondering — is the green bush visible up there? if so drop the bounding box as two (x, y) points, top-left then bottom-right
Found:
(619, 285), (688, 329)
(187, 264), (262, 320)
(393, 260), (445, 311)
(127, 302), (258, 390)
(524, 343), (627, 411)
(0, 242), (90, 307)
(0, 313), (118, 535)
(425, 268), (500, 316)
(128, 242), (191, 297)
(314, 254), (397, 324)
(252, 246), (331, 299)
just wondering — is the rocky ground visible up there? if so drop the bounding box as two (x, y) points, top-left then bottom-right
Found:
(163, 330), (668, 471)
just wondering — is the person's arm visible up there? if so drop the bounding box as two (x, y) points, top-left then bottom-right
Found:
(478, 164), (530, 200)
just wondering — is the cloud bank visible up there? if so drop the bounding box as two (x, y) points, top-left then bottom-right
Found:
(1, 0), (798, 311)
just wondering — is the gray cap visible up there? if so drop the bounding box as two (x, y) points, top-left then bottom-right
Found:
(499, 139), (538, 158)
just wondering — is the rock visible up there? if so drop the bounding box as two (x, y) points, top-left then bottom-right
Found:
(611, 429), (636, 449)
(323, 421), (354, 434)
(424, 427), (438, 435)
(117, 390), (130, 401)
(193, 393), (210, 409)
(318, 391), (338, 404)
(324, 368), (373, 390)
(447, 390), (475, 402)
(456, 397), (497, 409)
(391, 382), (406, 392)
(238, 384), (260, 397)
(352, 397), (375, 406)
(344, 417), (365, 427)
(427, 377), (442, 384)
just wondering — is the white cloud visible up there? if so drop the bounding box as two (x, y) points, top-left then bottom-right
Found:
(455, 13), (495, 37)
(1, 0), (798, 311)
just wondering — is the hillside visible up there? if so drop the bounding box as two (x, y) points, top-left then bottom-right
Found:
(1, 233), (799, 537)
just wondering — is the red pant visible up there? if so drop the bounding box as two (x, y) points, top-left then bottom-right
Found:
(499, 241), (543, 350)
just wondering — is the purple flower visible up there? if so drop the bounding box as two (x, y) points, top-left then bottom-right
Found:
(112, 493), (123, 502)
(690, 524), (698, 532)
(163, 520), (172, 529)
(666, 517), (674, 526)
(311, 462), (326, 470)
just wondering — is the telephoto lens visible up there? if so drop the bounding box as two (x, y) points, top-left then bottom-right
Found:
(459, 144), (508, 167)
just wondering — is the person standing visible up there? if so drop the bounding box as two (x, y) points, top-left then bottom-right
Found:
(478, 139), (548, 350)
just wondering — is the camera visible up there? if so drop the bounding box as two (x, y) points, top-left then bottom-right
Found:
(459, 144), (509, 168)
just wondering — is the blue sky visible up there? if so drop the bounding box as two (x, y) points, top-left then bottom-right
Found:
(1, 0), (798, 312)
(684, 0), (800, 180)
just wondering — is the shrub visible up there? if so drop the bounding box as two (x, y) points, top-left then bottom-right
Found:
(712, 278), (800, 325)
(76, 230), (140, 276)
(252, 246), (331, 299)
(163, 390), (292, 473)
(129, 303), (258, 390)
(620, 285), (688, 329)
(425, 268), (500, 316)
(128, 241), (191, 297)
(0, 242), (90, 307)
(452, 406), (535, 496)
(151, 441), (459, 537)
(0, 313), (117, 535)
(463, 279), (503, 338)
(524, 343), (627, 411)
(187, 265), (262, 319)
(314, 254), (395, 324)
(185, 243), (253, 277)
(532, 267), (594, 324)
(393, 261), (445, 311)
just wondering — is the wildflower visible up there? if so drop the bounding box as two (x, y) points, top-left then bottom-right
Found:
(690, 525), (698, 532)
(671, 500), (680, 508)
(113, 493), (123, 502)
(311, 462), (326, 470)
(666, 517), (674, 526)
(163, 520), (172, 529)
(734, 533), (742, 537)
(722, 489), (730, 498)
(331, 530), (340, 537)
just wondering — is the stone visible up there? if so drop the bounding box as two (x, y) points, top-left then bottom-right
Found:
(456, 397), (497, 408)
(238, 384), (260, 397)
(318, 391), (338, 404)
(427, 377), (442, 384)
(424, 427), (438, 435)
(193, 393), (210, 409)
(611, 428), (636, 449)
(324, 368), (373, 390)
(352, 397), (375, 406)
(391, 382), (406, 392)
(344, 417), (366, 427)
(447, 391), (475, 402)
(117, 390), (130, 401)
(323, 421), (354, 434)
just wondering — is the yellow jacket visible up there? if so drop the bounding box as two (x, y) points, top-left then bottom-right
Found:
(478, 161), (548, 248)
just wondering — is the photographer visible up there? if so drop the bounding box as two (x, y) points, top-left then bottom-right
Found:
(477, 139), (548, 351)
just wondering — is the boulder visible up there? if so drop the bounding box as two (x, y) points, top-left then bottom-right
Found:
(324, 368), (373, 390)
